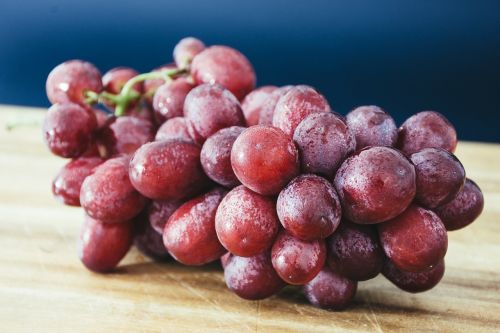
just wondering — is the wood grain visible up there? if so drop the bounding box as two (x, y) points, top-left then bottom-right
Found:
(0, 105), (499, 332)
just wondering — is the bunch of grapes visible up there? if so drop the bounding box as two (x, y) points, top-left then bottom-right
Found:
(43, 37), (484, 311)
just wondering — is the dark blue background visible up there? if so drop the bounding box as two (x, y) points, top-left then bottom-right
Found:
(1, 0), (499, 142)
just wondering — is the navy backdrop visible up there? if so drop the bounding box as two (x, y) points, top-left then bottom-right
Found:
(1, 0), (499, 142)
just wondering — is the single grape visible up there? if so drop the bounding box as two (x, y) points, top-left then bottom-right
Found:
(102, 67), (142, 95)
(327, 221), (384, 281)
(215, 185), (280, 257)
(163, 188), (227, 265)
(410, 148), (466, 208)
(433, 178), (484, 231)
(293, 112), (356, 179)
(129, 140), (209, 200)
(173, 37), (206, 69)
(191, 45), (256, 100)
(272, 85), (331, 137)
(153, 78), (194, 124)
(346, 105), (397, 150)
(123, 101), (156, 123)
(52, 156), (104, 206)
(97, 116), (154, 156)
(241, 86), (278, 126)
(397, 111), (457, 155)
(258, 85), (293, 125)
(80, 156), (147, 223)
(277, 174), (341, 241)
(231, 125), (300, 195)
(334, 146), (416, 224)
(78, 214), (133, 273)
(382, 258), (445, 293)
(155, 117), (193, 142)
(271, 231), (326, 285)
(46, 60), (102, 106)
(43, 102), (98, 158)
(224, 252), (286, 300)
(184, 83), (245, 143)
(200, 126), (245, 188)
(134, 212), (170, 261)
(378, 204), (448, 273)
(303, 266), (357, 311)
(148, 200), (182, 234)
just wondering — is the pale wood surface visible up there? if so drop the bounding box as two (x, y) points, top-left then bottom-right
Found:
(0, 105), (499, 333)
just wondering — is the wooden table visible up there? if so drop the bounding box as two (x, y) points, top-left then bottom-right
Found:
(0, 105), (499, 332)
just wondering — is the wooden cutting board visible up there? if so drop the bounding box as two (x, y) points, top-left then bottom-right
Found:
(0, 105), (499, 333)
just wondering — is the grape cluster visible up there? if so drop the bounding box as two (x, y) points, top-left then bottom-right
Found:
(43, 37), (484, 311)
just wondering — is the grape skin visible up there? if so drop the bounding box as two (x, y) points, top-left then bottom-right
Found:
(346, 105), (397, 150)
(191, 45), (256, 100)
(200, 126), (245, 188)
(155, 117), (193, 142)
(46, 59), (103, 106)
(173, 37), (206, 69)
(382, 258), (445, 293)
(184, 83), (246, 144)
(78, 214), (133, 273)
(231, 125), (300, 195)
(153, 78), (194, 124)
(80, 156), (147, 223)
(52, 157), (104, 206)
(277, 174), (341, 241)
(43, 103), (98, 158)
(433, 178), (484, 231)
(334, 146), (416, 224)
(163, 188), (227, 266)
(397, 111), (457, 155)
(241, 86), (278, 126)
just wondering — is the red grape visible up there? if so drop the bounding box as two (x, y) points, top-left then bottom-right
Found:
(46, 60), (102, 106)
(397, 111), (457, 155)
(304, 266), (357, 311)
(224, 252), (286, 300)
(215, 185), (280, 257)
(231, 125), (300, 195)
(173, 37), (206, 69)
(78, 214), (133, 273)
(382, 258), (445, 293)
(52, 157), (104, 206)
(334, 146), (416, 224)
(93, 108), (111, 129)
(433, 179), (484, 231)
(241, 86), (278, 126)
(258, 85), (293, 125)
(123, 102), (156, 123)
(155, 117), (193, 142)
(191, 46), (256, 100)
(378, 204), (448, 273)
(346, 105), (397, 150)
(184, 83), (245, 143)
(163, 188), (227, 265)
(272, 85), (331, 137)
(410, 148), (466, 208)
(200, 126), (245, 188)
(80, 156), (147, 223)
(129, 140), (209, 200)
(102, 67), (142, 95)
(153, 78), (194, 124)
(277, 174), (341, 241)
(148, 200), (182, 234)
(271, 231), (326, 285)
(134, 213), (170, 261)
(327, 221), (384, 281)
(43, 102), (98, 158)
(98, 116), (154, 156)
(293, 112), (356, 179)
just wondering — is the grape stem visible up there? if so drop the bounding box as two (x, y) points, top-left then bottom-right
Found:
(84, 67), (187, 116)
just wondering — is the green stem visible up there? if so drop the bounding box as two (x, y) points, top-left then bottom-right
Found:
(115, 67), (187, 116)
